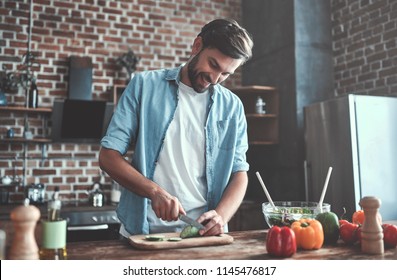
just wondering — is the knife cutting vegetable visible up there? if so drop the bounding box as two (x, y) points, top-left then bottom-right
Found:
(179, 214), (205, 230)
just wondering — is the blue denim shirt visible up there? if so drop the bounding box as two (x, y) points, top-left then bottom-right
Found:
(101, 65), (249, 235)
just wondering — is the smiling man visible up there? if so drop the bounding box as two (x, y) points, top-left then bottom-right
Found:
(99, 19), (254, 238)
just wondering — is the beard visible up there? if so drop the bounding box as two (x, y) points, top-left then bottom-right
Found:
(187, 53), (214, 93)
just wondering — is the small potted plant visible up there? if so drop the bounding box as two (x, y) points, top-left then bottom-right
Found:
(116, 49), (140, 84)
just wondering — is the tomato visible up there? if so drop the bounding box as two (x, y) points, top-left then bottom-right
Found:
(339, 221), (360, 245)
(382, 224), (397, 248)
(339, 219), (349, 226)
(266, 226), (297, 258)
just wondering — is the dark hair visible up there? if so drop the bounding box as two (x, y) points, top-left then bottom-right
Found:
(198, 19), (253, 63)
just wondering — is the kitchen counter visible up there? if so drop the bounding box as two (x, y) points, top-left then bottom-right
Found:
(66, 230), (397, 260)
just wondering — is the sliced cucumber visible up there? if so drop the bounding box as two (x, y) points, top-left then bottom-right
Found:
(180, 225), (200, 239)
(167, 237), (182, 242)
(145, 235), (166, 241)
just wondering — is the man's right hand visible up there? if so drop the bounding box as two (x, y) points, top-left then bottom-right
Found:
(99, 147), (185, 222)
(150, 189), (186, 222)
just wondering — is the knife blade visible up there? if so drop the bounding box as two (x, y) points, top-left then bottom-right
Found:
(179, 214), (205, 230)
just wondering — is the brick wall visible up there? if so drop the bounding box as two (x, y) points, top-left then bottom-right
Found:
(0, 0), (242, 204)
(331, 0), (397, 96)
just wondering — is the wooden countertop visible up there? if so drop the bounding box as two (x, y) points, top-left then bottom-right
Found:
(66, 230), (397, 260)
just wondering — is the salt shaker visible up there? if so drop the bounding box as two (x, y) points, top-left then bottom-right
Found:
(359, 196), (384, 255)
(9, 198), (41, 260)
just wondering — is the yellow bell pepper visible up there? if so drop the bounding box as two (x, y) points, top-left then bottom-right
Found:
(291, 218), (324, 250)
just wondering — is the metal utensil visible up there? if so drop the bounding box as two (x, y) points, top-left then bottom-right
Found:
(179, 214), (205, 230)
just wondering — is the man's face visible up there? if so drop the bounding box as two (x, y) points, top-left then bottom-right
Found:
(186, 44), (243, 93)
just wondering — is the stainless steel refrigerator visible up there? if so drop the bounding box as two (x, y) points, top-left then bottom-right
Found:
(304, 94), (397, 221)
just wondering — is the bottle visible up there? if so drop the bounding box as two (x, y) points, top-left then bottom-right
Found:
(47, 186), (61, 221)
(39, 226), (67, 260)
(255, 96), (266, 114)
(39, 241), (67, 260)
(39, 187), (67, 260)
(28, 77), (39, 108)
(111, 181), (121, 204)
(23, 119), (33, 139)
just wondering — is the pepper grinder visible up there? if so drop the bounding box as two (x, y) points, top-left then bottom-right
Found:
(9, 198), (41, 260)
(359, 196), (384, 255)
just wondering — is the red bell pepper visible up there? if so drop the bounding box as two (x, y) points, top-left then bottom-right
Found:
(382, 224), (397, 248)
(339, 221), (360, 245)
(266, 226), (297, 258)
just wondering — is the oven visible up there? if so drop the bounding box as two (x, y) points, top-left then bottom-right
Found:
(61, 209), (121, 242)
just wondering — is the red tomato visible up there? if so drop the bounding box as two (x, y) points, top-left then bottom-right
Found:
(382, 224), (397, 248)
(339, 219), (349, 226)
(339, 222), (360, 245)
(266, 226), (297, 258)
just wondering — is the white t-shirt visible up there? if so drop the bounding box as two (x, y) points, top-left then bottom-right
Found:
(146, 82), (210, 233)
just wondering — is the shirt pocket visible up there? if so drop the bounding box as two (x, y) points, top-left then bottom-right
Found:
(216, 119), (236, 150)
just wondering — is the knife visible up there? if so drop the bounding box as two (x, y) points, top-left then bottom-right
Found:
(179, 214), (205, 230)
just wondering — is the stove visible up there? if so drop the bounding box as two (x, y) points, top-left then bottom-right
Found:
(60, 203), (121, 242)
(62, 210), (120, 227)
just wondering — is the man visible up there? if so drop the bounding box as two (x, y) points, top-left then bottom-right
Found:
(99, 18), (253, 237)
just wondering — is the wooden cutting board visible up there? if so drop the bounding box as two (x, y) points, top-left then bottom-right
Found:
(129, 232), (234, 250)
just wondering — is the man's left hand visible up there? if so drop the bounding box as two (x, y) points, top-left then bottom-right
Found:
(196, 210), (225, 236)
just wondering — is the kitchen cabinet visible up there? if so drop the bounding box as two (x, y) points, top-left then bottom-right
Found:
(230, 86), (279, 145)
(228, 86), (279, 230)
(228, 200), (266, 231)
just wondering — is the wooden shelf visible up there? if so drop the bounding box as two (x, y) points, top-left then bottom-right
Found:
(0, 106), (52, 114)
(0, 137), (51, 144)
(231, 85), (276, 92)
(0, 106), (52, 145)
(249, 140), (278, 145)
(0, 182), (19, 188)
(230, 86), (279, 145)
(246, 113), (277, 118)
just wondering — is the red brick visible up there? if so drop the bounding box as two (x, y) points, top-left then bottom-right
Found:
(0, 0), (243, 202)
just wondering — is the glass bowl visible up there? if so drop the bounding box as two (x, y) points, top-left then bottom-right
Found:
(262, 201), (331, 228)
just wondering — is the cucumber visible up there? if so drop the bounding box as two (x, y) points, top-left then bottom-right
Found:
(180, 225), (200, 239)
(145, 235), (166, 241)
(167, 237), (182, 242)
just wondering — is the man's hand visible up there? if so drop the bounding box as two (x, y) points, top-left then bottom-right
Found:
(150, 190), (186, 222)
(196, 210), (225, 236)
